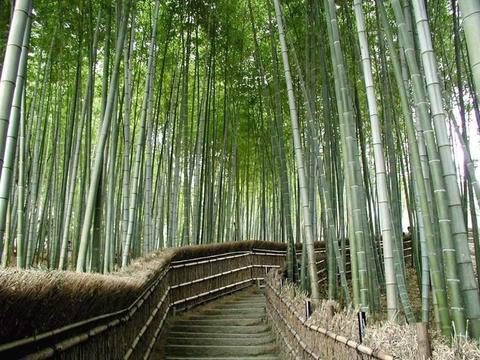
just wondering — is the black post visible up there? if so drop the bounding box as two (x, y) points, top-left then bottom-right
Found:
(305, 300), (312, 319)
(358, 311), (367, 343)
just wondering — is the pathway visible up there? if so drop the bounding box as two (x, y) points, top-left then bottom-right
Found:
(152, 287), (280, 359)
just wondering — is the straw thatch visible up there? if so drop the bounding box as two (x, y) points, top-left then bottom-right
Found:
(0, 250), (174, 343)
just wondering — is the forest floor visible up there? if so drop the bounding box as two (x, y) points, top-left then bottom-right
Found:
(311, 259), (480, 359)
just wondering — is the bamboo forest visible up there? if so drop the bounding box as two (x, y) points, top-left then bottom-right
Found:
(1, 0), (480, 359)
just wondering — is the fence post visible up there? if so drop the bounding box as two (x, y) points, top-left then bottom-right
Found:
(250, 250), (254, 283)
(357, 311), (367, 343)
(304, 300), (312, 319)
(416, 322), (432, 359)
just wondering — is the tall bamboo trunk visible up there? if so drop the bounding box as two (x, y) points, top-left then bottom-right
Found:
(353, 0), (400, 320)
(412, 0), (480, 337)
(77, 1), (129, 272)
(0, 6), (31, 264)
(272, 0), (320, 300)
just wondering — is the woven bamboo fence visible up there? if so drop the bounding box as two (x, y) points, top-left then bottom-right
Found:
(0, 242), (288, 359)
(265, 274), (395, 360)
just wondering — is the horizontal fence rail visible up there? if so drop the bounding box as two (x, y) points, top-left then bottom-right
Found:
(265, 276), (395, 360)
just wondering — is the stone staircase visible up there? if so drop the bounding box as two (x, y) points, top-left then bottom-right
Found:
(154, 287), (280, 359)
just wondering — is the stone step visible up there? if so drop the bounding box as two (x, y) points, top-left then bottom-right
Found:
(221, 302), (265, 307)
(185, 314), (262, 320)
(173, 318), (264, 326)
(165, 344), (277, 357)
(157, 287), (279, 360)
(200, 308), (266, 316)
(225, 296), (265, 301)
(166, 336), (275, 346)
(213, 304), (265, 309)
(170, 324), (270, 334)
(224, 298), (266, 305)
(167, 331), (267, 339)
(227, 296), (264, 301)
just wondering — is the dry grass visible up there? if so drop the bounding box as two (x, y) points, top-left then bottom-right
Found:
(0, 250), (175, 344)
(170, 240), (324, 261)
(365, 321), (480, 360)
(0, 269), (141, 343)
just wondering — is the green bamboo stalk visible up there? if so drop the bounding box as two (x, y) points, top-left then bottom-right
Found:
(0, 6), (31, 265)
(26, 36), (55, 268)
(181, 27), (192, 247)
(379, 0), (452, 336)
(16, 88), (26, 268)
(458, 0), (480, 103)
(77, 1), (129, 272)
(286, 30), (350, 302)
(392, 0), (466, 337)
(104, 97), (120, 273)
(143, 0), (160, 254)
(0, 0), (31, 261)
(412, 0), (480, 337)
(121, 0), (159, 266)
(353, 0), (400, 320)
(324, 0), (371, 311)
(0, 0), (31, 175)
(248, 5), (297, 281)
(59, 8), (101, 270)
(272, 0), (320, 300)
